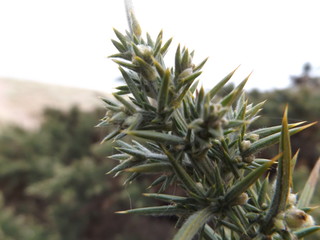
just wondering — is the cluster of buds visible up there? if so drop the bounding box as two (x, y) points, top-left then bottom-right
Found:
(239, 134), (260, 163)
(188, 102), (230, 142)
(273, 190), (315, 233)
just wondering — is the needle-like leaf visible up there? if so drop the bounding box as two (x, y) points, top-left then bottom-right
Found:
(113, 59), (138, 71)
(124, 163), (172, 173)
(262, 106), (292, 234)
(163, 148), (205, 197)
(250, 121), (306, 138)
(173, 207), (214, 240)
(157, 69), (171, 113)
(242, 122), (317, 156)
(143, 193), (190, 203)
(126, 130), (185, 145)
(294, 226), (320, 239)
(297, 157), (320, 208)
(206, 65), (239, 101)
(220, 72), (251, 107)
(116, 205), (190, 216)
(160, 37), (173, 55)
(113, 28), (128, 49)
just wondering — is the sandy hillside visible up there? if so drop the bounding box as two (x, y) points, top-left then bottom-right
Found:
(0, 78), (109, 129)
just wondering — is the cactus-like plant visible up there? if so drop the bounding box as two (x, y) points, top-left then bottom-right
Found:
(99, 2), (320, 239)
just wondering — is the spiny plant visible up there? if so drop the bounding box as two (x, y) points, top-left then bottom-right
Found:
(99, 1), (320, 239)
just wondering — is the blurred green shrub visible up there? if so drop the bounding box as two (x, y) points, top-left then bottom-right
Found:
(0, 106), (174, 240)
(248, 87), (320, 168)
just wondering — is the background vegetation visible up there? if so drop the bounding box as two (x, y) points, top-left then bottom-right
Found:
(248, 85), (320, 168)
(0, 107), (175, 240)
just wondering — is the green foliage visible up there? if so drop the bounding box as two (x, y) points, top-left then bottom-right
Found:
(0, 193), (52, 240)
(248, 87), (320, 168)
(100, 4), (320, 240)
(0, 107), (109, 239)
(0, 107), (175, 239)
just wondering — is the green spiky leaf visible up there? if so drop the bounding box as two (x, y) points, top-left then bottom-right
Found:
(206, 66), (239, 101)
(116, 205), (190, 216)
(297, 157), (320, 208)
(220, 73), (251, 107)
(173, 207), (214, 240)
(143, 193), (190, 203)
(124, 163), (172, 173)
(157, 69), (171, 113)
(294, 226), (320, 239)
(242, 122), (317, 156)
(126, 130), (185, 145)
(262, 106), (292, 234)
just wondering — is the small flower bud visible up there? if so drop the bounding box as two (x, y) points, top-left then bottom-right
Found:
(234, 155), (242, 163)
(177, 68), (193, 81)
(231, 192), (249, 206)
(136, 44), (152, 56)
(241, 140), (251, 151)
(122, 115), (136, 127)
(135, 44), (153, 63)
(284, 208), (315, 229)
(243, 154), (255, 163)
(274, 218), (286, 231)
(245, 133), (260, 142)
(195, 182), (204, 190)
(287, 192), (297, 206)
(261, 203), (268, 210)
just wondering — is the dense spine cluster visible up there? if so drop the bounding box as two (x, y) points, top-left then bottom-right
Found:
(99, 4), (319, 239)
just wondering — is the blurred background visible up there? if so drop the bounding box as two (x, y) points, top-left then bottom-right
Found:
(0, 0), (320, 239)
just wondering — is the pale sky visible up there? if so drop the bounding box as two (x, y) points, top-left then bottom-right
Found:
(1, 0), (320, 92)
